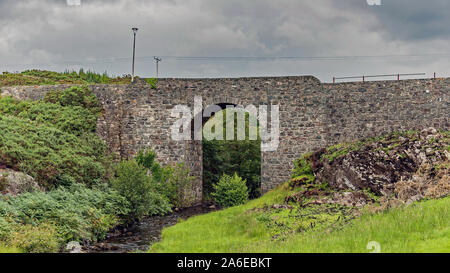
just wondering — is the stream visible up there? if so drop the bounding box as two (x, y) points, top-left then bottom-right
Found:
(85, 204), (216, 253)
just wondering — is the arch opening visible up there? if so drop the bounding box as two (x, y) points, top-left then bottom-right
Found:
(196, 103), (262, 201)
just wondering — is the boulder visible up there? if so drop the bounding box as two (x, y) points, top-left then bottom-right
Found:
(314, 128), (448, 196)
(0, 169), (40, 195)
(65, 241), (82, 253)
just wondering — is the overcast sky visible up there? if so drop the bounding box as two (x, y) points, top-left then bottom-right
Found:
(1, 0), (449, 82)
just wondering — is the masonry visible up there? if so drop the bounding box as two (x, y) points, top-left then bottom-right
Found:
(1, 76), (448, 203)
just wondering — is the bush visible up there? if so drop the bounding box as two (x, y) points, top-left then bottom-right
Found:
(0, 86), (110, 189)
(0, 217), (13, 240)
(0, 184), (130, 243)
(111, 160), (171, 221)
(164, 163), (196, 208)
(135, 150), (196, 208)
(0, 69), (131, 87)
(0, 115), (107, 187)
(203, 109), (261, 199)
(212, 173), (248, 208)
(43, 85), (102, 115)
(0, 96), (98, 136)
(144, 78), (157, 89)
(7, 223), (60, 253)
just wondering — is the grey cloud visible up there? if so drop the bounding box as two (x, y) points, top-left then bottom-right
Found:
(0, 0), (449, 81)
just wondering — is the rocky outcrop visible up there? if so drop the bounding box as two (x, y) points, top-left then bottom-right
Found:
(0, 169), (40, 195)
(310, 128), (449, 198)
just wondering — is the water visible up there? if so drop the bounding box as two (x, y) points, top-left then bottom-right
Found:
(85, 205), (216, 253)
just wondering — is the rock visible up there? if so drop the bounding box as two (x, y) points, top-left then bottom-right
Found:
(0, 169), (40, 196)
(421, 127), (437, 136)
(208, 205), (216, 209)
(66, 241), (82, 253)
(314, 131), (448, 196)
(327, 192), (369, 207)
(271, 204), (294, 210)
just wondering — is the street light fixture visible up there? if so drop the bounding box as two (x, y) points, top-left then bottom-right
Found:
(154, 56), (162, 79)
(131, 27), (139, 82)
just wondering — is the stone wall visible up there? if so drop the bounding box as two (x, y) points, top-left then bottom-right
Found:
(1, 76), (448, 202)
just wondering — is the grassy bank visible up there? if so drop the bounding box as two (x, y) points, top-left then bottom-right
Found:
(151, 184), (450, 253)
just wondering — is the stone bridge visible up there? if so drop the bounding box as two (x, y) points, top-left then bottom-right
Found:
(1, 76), (448, 203)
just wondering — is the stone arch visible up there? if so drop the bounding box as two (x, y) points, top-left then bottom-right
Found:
(186, 101), (262, 203)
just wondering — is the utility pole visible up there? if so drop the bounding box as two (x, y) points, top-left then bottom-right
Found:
(154, 56), (162, 79)
(131, 27), (139, 82)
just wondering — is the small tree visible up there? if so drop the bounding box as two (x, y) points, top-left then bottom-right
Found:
(165, 163), (196, 208)
(111, 160), (171, 221)
(135, 150), (195, 209)
(212, 173), (249, 208)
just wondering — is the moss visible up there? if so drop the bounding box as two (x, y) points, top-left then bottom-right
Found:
(434, 163), (449, 172)
(321, 142), (363, 163)
(292, 153), (314, 178)
(363, 188), (381, 202)
(144, 78), (158, 89)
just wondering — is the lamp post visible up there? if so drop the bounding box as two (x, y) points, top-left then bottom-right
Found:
(131, 27), (138, 82)
(154, 56), (162, 79)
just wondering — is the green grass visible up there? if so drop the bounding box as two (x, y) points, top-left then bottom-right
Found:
(151, 185), (450, 253)
(151, 185), (290, 253)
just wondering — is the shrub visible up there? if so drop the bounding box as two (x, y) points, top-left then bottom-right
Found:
(7, 223), (60, 253)
(203, 109), (261, 199)
(0, 96), (98, 136)
(0, 86), (110, 189)
(111, 160), (171, 221)
(164, 163), (196, 208)
(43, 85), (102, 115)
(0, 217), (13, 241)
(136, 149), (157, 170)
(0, 184), (130, 243)
(212, 173), (248, 208)
(136, 150), (195, 208)
(0, 69), (131, 87)
(144, 78), (157, 89)
(0, 115), (107, 187)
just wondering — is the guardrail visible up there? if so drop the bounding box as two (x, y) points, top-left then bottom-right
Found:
(332, 73), (436, 83)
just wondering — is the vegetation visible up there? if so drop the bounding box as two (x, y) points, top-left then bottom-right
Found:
(151, 182), (449, 253)
(0, 70), (159, 88)
(144, 78), (158, 89)
(111, 160), (171, 221)
(0, 88), (110, 188)
(0, 184), (130, 252)
(135, 150), (196, 209)
(203, 109), (261, 199)
(151, 131), (449, 253)
(0, 69), (130, 86)
(0, 83), (183, 252)
(43, 85), (102, 115)
(212, 173), (249, 208)
(291, 153), (315, 184)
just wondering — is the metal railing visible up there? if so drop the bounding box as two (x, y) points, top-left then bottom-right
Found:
(332, 72), (435, 83)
